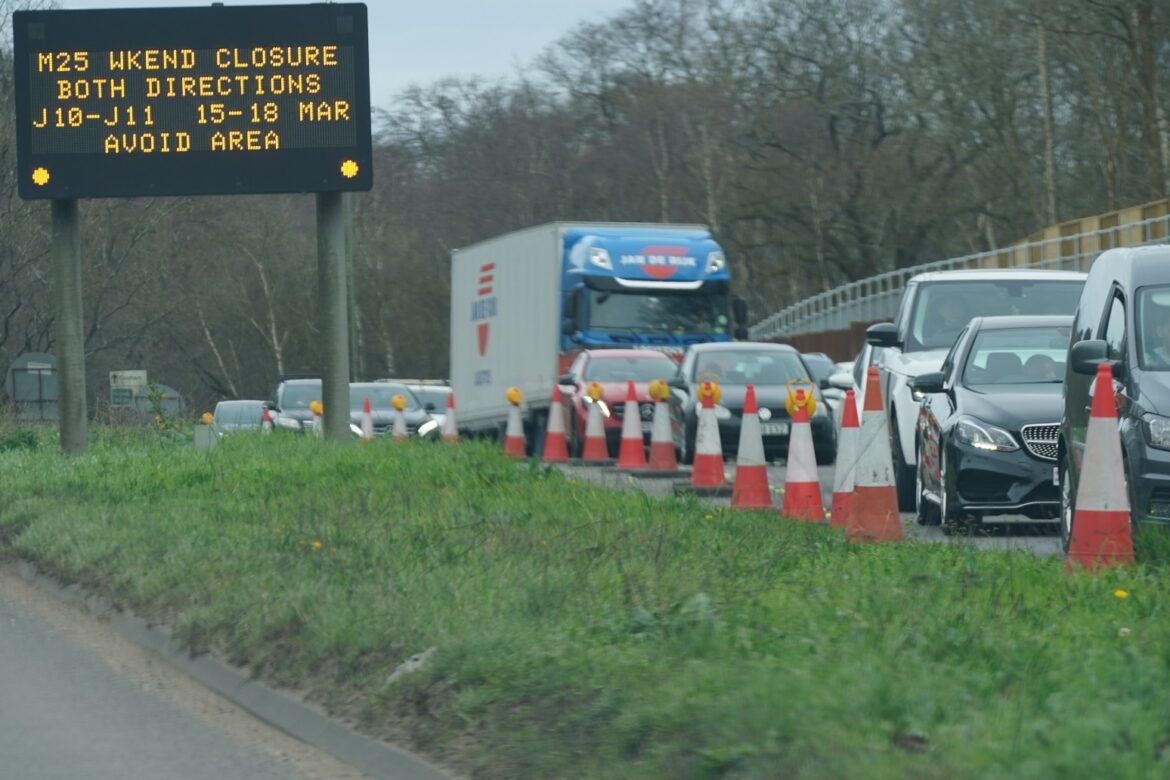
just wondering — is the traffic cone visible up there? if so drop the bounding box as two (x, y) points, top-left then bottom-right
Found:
(309, 400), (323, 438)
(581, 395), (610, 462)
(647, 397), (678, 471)
(846, 366), (903, 542)
(442, 392), (459, 442)
(690, 392), (727, 490)
(261, 406), (273, 435)
(543, 386), (570, 463)
(616, 380), (648, 469)
(1066, 363), (1134, 571)
(829, 389), (859, 529)
(781, 388), (825, 521)
(360, 397), (374, 441)
(731, 384), (772, 509)
(505, 401), (526, 457)
(392, 407), (408, 441)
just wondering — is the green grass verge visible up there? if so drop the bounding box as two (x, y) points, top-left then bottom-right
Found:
(2, 430), (1169, 779)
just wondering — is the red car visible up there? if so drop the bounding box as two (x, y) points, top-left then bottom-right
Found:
(557, 349), (683, 457)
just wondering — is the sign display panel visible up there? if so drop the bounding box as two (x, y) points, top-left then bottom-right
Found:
(13, 4), (372, 199)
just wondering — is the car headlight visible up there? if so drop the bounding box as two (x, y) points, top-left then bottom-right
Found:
(589, 247), (612, 270)
(1143, 414), (1170, 450)
(713, 404), (733, 420)
(418, 419), (439, 437)
(705, 251), (725, 274)
(274, 416), (301, 431)
(954, 416), (1018, 452)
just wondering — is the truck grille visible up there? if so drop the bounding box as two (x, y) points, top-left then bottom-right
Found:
(1021, 423), (1059, 461)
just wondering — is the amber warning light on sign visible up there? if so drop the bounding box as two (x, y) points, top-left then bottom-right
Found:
(13, 3), (372, 199)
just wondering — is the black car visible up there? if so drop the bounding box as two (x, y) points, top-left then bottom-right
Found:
(673, 342), (836, 463)
(1060, 245), (1170, 549)
(913, 315), (1071, 528)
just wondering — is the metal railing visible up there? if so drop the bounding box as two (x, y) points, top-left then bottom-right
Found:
(749, 211), (1170, 340)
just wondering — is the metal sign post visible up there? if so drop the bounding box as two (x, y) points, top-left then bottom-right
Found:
(318, 191), (351, 441)
(52, 199), (86, 454)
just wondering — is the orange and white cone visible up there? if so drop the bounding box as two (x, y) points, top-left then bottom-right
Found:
(261, 406), (273, 435)
(781, 389), (825, 521)
(543, 386), (570, 463)
(617, 380), (647, 469)
(392, 408), (408, 441)
(648, 399), (678, 471)
(732, 384), (772, 509)
(504, 397), (526, 457)
(846, 366), (903, 542)
(829, 389), (859, 529)
(581, 393), (610, 462)
(442, 392), (459, 442)
(360, 397), (374, 441)
(1067, 363), (1134, 571)
(691, 392), (726, 489)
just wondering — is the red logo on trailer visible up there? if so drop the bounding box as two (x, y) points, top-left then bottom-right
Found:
(471, 262), (497, 357)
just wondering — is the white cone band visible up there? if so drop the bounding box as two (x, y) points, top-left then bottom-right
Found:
(831, 426), (858, 494)
(651, 402), (672, 445)
(695, 406), (722, 454)
(442, 409), (458, 438)
(621, 400), (642, 442)
(361, 412), (374, 439)
(506, 406), (523, 438)
(784, 419), (819, 483)
(1076, 415), (1130, 512)
(393, 410), (407, 438)
(585, 403), (605, 438)
(548, 398), (566, 435)
(737, 412), (766, 467)
(855, 409), (894, 488)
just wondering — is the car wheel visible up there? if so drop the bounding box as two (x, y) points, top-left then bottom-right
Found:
(890, 412), (916, 512)
(915, 445), (941, 527)
(1059, 457), (1075, 553)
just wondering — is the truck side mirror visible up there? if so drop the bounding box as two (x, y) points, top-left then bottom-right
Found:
(866, 322), (900, 348)
(733, 297), (748, 324)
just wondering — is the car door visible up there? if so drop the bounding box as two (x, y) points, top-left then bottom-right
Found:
(918, 327), (967, 495)
(1070, 291), (1127, 473)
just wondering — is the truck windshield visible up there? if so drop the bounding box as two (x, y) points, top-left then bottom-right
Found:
(587, 290), (729, 334)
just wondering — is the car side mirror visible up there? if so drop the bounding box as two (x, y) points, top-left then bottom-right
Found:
(866, 322), (900, 348)
(557, 373), (576, 386)
(828, 372), (854, 390)
(1070, 339), (1115, 376)
(912, 372), (945, 395)
(668, 375), (687, 389)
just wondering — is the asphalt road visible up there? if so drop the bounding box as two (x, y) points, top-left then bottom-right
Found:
(560, 460), (1063, 558)
(0, 569), (372, 780)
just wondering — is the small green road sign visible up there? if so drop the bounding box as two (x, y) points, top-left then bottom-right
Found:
(111, 387), (133, 406)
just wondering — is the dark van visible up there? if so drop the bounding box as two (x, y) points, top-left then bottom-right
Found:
(1059, 245), (1170, 549)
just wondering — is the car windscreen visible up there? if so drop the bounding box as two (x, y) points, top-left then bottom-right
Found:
(801, 354), (836, 383)
(962, 326), (1071, 385)
(410, 387), (451, 408)
(584, 357), (677, 382)
(904, 280), (1083, 352)
(350, 385), (421, 411)
(692, 351), (809, 385)
(280, 383), (321, 410)
(214, 401), (263, 427)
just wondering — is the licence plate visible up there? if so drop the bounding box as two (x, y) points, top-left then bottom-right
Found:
(761, 422), (790, 436)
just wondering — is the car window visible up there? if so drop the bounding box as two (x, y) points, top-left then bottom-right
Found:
(584, 357), (676, 382)
(351, 384), (421, 411)
(801, 354), (835, 383)
(280, 383), (321, 409)
(693, 351), (807, 385)
(410, 387), (451, 408)
(905, 280), (1083, 353)
(962, 326), (1070, 385)
(1102, 294), (1126, 362)
(1136, 286), (1170, 370)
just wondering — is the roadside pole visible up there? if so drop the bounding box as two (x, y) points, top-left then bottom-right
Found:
(52, 199), (86, 455)
(317, 191), (352, 442)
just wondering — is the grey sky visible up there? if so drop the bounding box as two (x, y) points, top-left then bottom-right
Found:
(54, 0), (635, 106)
